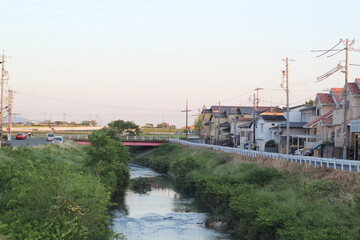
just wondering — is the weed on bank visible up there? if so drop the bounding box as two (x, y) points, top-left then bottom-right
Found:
(138, 143), (360, 240)
(0, 135), (129, 240)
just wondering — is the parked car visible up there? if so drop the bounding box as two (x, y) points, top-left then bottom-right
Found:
(16, 133), (27, 140)
(53, 136), (63, 144)
(46, 133), (55, 141)
(304, 143), (325, 156)
(294, 149), (303, 155)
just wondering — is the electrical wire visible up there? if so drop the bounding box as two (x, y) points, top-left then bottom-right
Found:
(0, 0), (151, 24)
(15, 91), (182, 113)
(326, 48), (345, 58)
(316, 64), (342, 82)
(315, 41), (342, 58)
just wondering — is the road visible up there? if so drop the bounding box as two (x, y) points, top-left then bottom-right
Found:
(9, 138), (53, 147)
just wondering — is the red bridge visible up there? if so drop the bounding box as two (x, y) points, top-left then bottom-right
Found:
(74, 136), (169, 147)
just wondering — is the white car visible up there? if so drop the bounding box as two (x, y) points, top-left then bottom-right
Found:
(53, 136), (63, 144)
(46, 133), (55, 141)
(294, 149), (303, 155)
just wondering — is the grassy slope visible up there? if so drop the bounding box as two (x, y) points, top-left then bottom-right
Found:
(137, 143), (360, 240)
(0, 142), (125, 240)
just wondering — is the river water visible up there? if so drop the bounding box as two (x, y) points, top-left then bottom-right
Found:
(111, 163), (233, 240)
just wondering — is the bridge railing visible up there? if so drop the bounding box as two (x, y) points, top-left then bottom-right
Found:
(64, 135), (89, 140)
(169, 139), (360, 172)
(63, 135), (170, 141)
(119, 136), (170, 141)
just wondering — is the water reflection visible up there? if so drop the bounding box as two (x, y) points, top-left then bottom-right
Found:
(112, 164), (231, 240)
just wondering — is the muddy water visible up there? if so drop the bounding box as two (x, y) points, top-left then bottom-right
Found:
(111, 164), (233, 240)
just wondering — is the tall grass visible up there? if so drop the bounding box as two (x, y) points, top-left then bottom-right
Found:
(0, 142), (126, 240)
(137, 143), (360, 240)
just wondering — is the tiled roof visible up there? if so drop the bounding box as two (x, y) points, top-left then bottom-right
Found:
(316, 93), (334, 105)
(261, 115), (286, 121)
(330, 88), (343, 94)
(322, 115), (333, 125)
(277, 122), (308, 128)
(202, 109), (212, 114)
(219, 122), (230, 127)
(348, 82), (360, 95)
(303, 110), (333, 128)
(238, 121), (252, 128)
(300, 106), (316, 111)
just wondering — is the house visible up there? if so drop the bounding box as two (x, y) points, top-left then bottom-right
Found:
(255, 111), (286, 151)
(333, 79), (360, 159)
(303, 88), (342, 151)
(200, 105), (272, 146)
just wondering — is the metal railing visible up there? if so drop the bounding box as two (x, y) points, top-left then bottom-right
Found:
(119, 136), (170, 141)
(64, 135), (170, 142)
(169, 139), (360, 172)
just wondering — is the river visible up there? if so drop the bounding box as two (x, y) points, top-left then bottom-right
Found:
(111, 163), (233, 240)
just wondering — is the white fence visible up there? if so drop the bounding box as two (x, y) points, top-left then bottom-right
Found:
(170, 139), (360, 172)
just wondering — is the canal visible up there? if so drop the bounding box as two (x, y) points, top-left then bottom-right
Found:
(111, 163), (233, 240)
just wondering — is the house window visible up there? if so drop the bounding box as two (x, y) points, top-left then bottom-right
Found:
(247, 133), (252, 141)
(337, 128), (341, 137)
(316, 109), (320, 116)
(314, 128), (317, 135)
(240, 131), (245, 137)
(261, 123), (264, 133)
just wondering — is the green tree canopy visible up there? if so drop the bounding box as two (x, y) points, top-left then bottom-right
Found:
(108, 120), (141, 136)
(194, 113), (203, 135)
(157, 122), (170, 128)
(305, 99), (314, 106)
(86, 131), (130, 197)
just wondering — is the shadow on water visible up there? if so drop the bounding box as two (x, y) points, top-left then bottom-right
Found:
(111, 163), (234, 240)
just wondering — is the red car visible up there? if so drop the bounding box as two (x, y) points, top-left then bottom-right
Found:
(16, 133), (27, 140)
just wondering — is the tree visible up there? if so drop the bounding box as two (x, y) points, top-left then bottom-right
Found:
(86, 131), (130, 197)
(108, 120), (141, 136)
(81, 120), (98, 126)
(194, 113), (203, 135)
(144, 123), (154, 128)
(157, 122), (170, 128)
(305, 99), (314, 106)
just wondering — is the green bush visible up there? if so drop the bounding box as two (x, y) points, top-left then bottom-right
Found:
(171, 156), (200, 185)
(86, 131), (130, 198)
(132, 143), (360, 240)
(0, 143), (118, 239)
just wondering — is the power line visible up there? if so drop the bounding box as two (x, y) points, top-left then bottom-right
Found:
(0, 0), (151, 24)
(15, 91), (181, 113)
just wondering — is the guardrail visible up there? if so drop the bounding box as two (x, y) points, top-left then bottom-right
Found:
(169, 139), (360, 172)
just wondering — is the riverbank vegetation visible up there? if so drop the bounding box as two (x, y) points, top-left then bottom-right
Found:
(136, 143), (360, 240)
(0, 133), (129, 239)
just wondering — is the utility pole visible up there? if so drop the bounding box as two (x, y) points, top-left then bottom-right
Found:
(181, 100), (191, 140)
(312, 38), (356, 159)
(252, 93), (256, 150)
(342, 39), (350, 159)
(0, 53), (8, 147)
(255, 88), (263, 109)
(63, 113), (66, 125)
(282, 57), (293, 155)
(7, 90), (13, 141)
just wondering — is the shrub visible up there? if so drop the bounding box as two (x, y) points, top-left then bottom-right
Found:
(0, 143), (115, 239)
(86, 131), (130, 198)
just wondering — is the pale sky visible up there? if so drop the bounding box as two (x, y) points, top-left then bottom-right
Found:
(1, 0), (360, 127)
